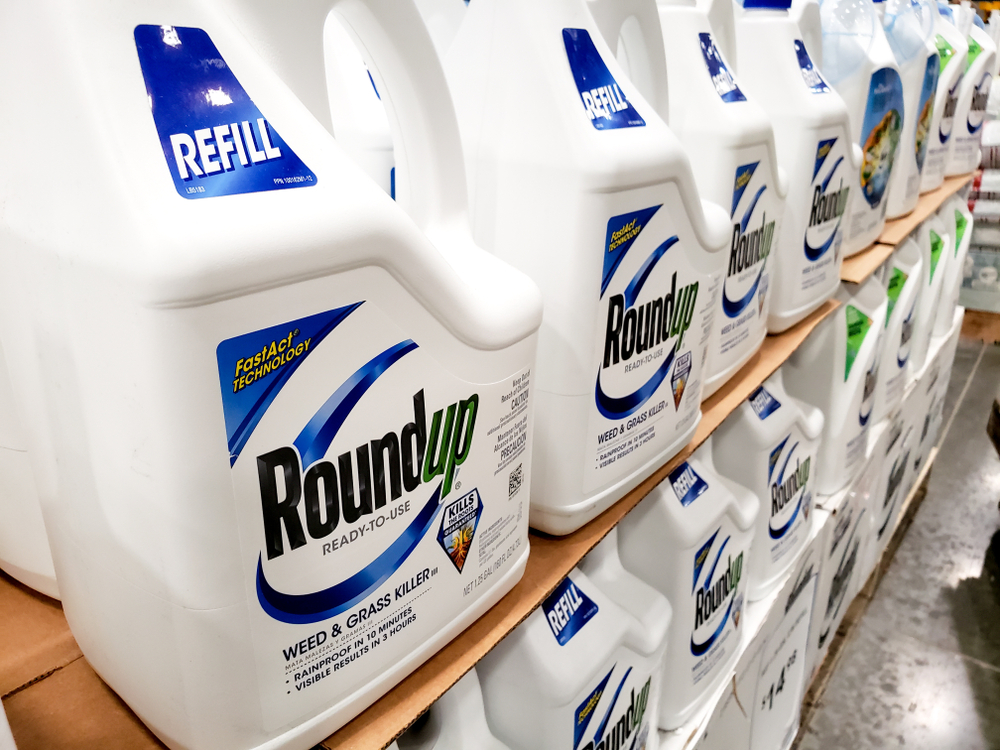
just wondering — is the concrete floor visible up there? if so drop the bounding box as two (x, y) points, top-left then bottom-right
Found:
(799, 338), (1000, 750)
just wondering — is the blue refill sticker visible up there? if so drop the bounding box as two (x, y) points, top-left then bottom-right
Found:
(135, 25), (317, 199)
(669, 462), (709, 507)
(563, 28), (646, 130)
(699, 33), (747, 103)
(915, 54), (940, 170)
(543, 577), (600, 646)
(795, 40), (831, 94)
(859, 67), (904, 208)
(749, 385), (781, 420)
(216, 304), (364, 465)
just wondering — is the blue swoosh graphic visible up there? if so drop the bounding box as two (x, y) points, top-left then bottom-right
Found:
(227, 302), (363, 465)
(624, 237), (679, 308)
(804, 217), (840, 261)
(256, 483), (443, 624)
(897, 351), (910, 368)
(878, 496), (896, 536)
(968, 114), (983, 135)
(821, 157), (844, 192)
(722, 262), (766, 318)
(594, 344), (675, 419)
(769, 495), (803, 539)
(704, 536), (730, 592)
(740, 186), (767, 233)
(691, 596), (734, 657)
(777, 441), (799, 485)
(294, 339), (418, 469)
(593, 668), (633, 745)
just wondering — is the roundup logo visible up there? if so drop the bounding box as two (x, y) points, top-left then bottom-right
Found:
(598, 207), (699, 420)
(691, 530), (744, 656)
(724, 162), (774, 319)
(216, 304), (479, 625)
(135, 25), (316, 199)
(767, 437), (810, 540)
(806, 139), (849, 261)
(563, 28), (645, 130)
(574, 667), (651, 750)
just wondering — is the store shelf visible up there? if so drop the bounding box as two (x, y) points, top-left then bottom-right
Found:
(878, 174), (972, 246)
(841, 242), (894, 284)
(321, 298), (839, 750)
(840, 174), (974, 284)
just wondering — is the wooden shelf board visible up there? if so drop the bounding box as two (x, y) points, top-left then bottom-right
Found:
(321, 298), (840, 750)
(877, 174), (973, 247)
(841, 242), (894, 284)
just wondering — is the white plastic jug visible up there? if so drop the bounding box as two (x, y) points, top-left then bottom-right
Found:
(934, 195), (973, 334)
(712, 368), (824, 601)
(478, 529), (670, 750)
(734, 0), (858, 333)
(323, 13), (395, 196)
(0, 700), (14, 750)
(784, 277), (888, 495)
(590, 0), (787, 400)
(819, 0), (905, 255)
(617, 438), (758, 729)
(700, 0), (739, 64)
(920, 2), (969, 191)
(445, 0), (731, 535)
(909, 214), (951, 376)
(883, 0), (941, 218)
(944, 16), (997, 174)
(0, 342), (58, 599)
(395, 669), (510, 750)
(0, 2), (543, 748)
(791, 0), (825, 68)
(414, 0), (469, 59)
(873, 237), (923, 421)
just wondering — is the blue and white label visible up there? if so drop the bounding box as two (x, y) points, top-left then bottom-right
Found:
(544, 577), (600, 646)
(135, 25), (316, 199)
(914, 54), (940, 173)
(715, 152), (776, 374)
(588, 203), (714, 492)
(857, 68), (904, 212)
(670, 462), (710, 507)
(765, 429), (813, 564)
(563, 28), (645, 130)
(690, 520), (745, 685)
(218, 299), (531, 728)
(800, 134), (849, 301)
(699, 33), (746, 103)
(795, 40), (831, 94)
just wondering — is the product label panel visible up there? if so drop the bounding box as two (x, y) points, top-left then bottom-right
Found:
(587, 203), (714, 492)
(715, 149), (777, 375)
(217, 300), (530, 728)
(765, 427), (814, 566)
(571, 649), (657, 750)
(135, 25), (317, 199)
(689, 517), (746, 686)
(799, 132), (849, 306)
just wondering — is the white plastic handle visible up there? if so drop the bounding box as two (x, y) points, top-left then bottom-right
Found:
(587, 0), (670, 122)
(218, 0), (470, 237)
